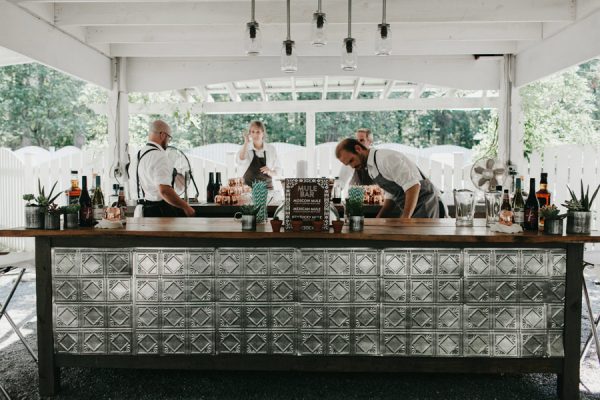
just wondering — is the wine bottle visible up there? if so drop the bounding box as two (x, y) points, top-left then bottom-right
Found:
(79, 176), (93, 227)
(68, 170), (81, 205)
(214, 172), (222, 197)
(524, 178), (539, 231)
(117, 186), (127, 222)
(499, 189), (513, 224)
(512, 178), (525, 227)
(206, 172), (215, 203)
(536, 173), (551, 231)
(92, 175), (105, 222)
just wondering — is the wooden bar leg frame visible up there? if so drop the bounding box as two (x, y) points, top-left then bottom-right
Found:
(36, 238), (60, 397)
(558, 244), (584, 400)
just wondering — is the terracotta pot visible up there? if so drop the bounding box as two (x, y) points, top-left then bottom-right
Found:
(270, 218), (283, 232)
(291, 219), (303, 232)
(312, 220), (324, 232)
(331, 220), (344, 233)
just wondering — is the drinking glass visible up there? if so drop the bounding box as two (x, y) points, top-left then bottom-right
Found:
(484, 190), (502, 227)
(453, 189), (475, 227)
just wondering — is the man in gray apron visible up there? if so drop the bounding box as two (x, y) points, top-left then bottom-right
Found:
(336, 138), (442, 218)
(136, 120), (196, 218)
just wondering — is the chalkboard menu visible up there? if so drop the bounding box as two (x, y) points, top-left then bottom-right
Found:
(284, 178), (329, 231)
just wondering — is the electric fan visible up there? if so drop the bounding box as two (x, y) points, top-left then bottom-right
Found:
(470, 158), (507, 192)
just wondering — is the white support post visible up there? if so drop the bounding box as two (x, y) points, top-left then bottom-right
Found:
(509, 86), (526, 176)
(107, 57), (131, 198)
(306, 111), (316, 177)
(497, 54), (513, 165)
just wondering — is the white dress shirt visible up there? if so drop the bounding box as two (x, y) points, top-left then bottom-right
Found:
(365, 149), (422, 199)
(236, 142), (283, 178)
(136, 141), (174, 202)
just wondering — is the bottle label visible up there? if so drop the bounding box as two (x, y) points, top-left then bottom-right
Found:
(80, 207), (93, 226)
(524, 209), (538, 229)
(93, 206), (105, 221)
(514, 211), (524, 224)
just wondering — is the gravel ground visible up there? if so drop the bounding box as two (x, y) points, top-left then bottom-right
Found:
(1, 253), (600, 400)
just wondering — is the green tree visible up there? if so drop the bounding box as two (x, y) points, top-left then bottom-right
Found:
(0, 63), (107, 149)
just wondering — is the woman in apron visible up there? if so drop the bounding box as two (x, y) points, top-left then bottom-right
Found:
(237, 121), (282, 193)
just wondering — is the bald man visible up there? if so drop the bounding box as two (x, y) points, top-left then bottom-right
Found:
(136, 120), (196, 217)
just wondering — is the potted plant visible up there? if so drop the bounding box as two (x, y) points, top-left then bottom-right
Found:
(61, 204), (80, 229)
(290, 216), (304, 232)
(23, 193), (43, 229)
(45, 203), (61, 230)
(28, 179), (62, 229)
(346, 186), (365, 232)
(562, 181), (600, 234)
(234, 204), (258, 231)
(539, 205), (566, 235)
(331, 218), (344, 233)
(270, 216), (283, 232)
(312, 216), (324, 232)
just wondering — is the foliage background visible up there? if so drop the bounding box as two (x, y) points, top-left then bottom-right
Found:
(1, 60), (599, 156)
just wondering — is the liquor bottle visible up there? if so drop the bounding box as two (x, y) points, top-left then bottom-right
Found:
(92, 175), (105, 222)
(206, 172), (215, 203)
(536, 173), (551, 231)
(512, 178), (525, 227)
(524, 178), (539, 231)
(117, 186), (127, 222)
(214, 172), (222, 197)
(79, 176), (93, 227)
(499, 189), (513, 224)
(332, 176), (342, 204)
(68, 170), (81, 205)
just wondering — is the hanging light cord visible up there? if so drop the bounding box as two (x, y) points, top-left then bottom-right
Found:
(287, 0), (291, 40)
(347, 0), (352, 38)
(251, 0), (256, 22)
(382, 0), (386, 24)
(317, 0), (322, 13)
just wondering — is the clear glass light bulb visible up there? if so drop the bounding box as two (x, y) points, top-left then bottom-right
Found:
(245, 22), (262, 56)
(281, 40), (298, 73)
(311, 12), (327, 46)
(375, 23), (391, 56)
(341, 38), (358, 71)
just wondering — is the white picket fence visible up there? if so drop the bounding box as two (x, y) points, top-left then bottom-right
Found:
(1, 143), (598, 251)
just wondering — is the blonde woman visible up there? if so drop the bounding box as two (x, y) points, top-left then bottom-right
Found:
(237, 120), (282, 190)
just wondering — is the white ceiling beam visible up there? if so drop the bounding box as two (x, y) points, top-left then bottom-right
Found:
(109, 41), (518, 57)
(290, 77), (297, 101)
(85, 23), (542, 44)
(258, 79), (268, 102)
(410, 84), (424, 99)
(193, 86), (214, 103)
(225, 82), (241, 102)
(54, 1), (575, 26)
(515, 7), (600, 87)
(322, 76), (329, 100)
(380, 80), (395, 99)
(446, 89), (458, 98)
(127, 56), (502, 93)
(0, 0), (111, 89)
(351, 77), (363, 100)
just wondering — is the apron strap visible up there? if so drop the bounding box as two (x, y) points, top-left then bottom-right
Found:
(136, 143), (161, 200)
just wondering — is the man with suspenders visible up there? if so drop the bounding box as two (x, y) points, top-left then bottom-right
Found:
(338, 128), (375, 190)
(336, 138), (443, 218)
(136, 120), (196, 218)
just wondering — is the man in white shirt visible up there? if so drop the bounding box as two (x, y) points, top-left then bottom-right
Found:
(136, 120), (196, 217)
(336, 138), (441, 218)
(338, 128), (375, 189)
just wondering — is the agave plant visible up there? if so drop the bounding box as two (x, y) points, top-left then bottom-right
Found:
(562, 181), (600, 212)
(35, 179), (62, 209)
(539, 205), (566, 220)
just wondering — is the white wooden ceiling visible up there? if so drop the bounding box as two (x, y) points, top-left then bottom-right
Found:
(1, 0), (600, 91)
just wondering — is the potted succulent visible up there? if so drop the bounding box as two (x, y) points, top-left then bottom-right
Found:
(539, 205), (566, 235)
(45, 203), (62, 230)
(331, 218), (344, 233)
(290, 216), (304, 232)
(234, 204), (258, 231)
(61, 204), (80, 229)
(312, 216), (324, 232)
(562, 181), (600, 234)
(270, 216), (283, 232)
(23, 193), (43, 229)
(346, 186), (365, 232)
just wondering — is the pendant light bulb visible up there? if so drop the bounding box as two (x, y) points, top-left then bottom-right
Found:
(244, 0), (261, 56)
(311, 1), (327, 46)
(281, 0), (297, 73)
(375, 0), (391, 56)
(341, 0), (357, 71)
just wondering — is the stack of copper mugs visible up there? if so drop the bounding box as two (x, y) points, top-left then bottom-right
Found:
(362, 185), (385, 205)
(215, 178), (252, 205)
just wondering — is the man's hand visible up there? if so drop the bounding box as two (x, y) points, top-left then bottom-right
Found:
(260, 166), (272, 176)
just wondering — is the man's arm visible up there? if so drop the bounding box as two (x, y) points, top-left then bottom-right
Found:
(159, 185), (196, 217)
(400, 183), (420, 218)
(376, 199), (396, 218)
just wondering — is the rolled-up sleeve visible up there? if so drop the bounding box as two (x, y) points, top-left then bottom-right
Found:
(151, 153), (173, 187)
(380, 151), (422, 192)
(266, 144), (283, 177)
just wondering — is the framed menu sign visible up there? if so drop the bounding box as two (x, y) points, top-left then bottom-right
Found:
(284, 178), (329, 231)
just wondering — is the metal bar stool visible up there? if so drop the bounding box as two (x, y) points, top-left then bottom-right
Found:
(581, 249), (600, 366)
(1, 260), (38, 400)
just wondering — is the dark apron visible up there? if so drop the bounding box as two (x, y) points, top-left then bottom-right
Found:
(243, 150), (273, 189)
(352, 168), (374, 186)
(136, 143), (183, 217)
(371, 150), (441, 218)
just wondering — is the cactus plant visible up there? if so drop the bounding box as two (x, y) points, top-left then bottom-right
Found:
(346, 186), (365, 217)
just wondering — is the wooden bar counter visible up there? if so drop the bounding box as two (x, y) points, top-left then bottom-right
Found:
(1, 218), (598, 399)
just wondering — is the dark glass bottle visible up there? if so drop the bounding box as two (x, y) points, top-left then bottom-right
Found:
(214, 172), (222, 197)
(536, 173), (551, 231)
(117, 186), (127, 222)
(79, 176), (93, 227)
(512, 178), (525, 227)
(499, 189), (513, 224)
(206, 172), (215, 203)
(68, 170), (81, 205)
(524, 178), (539, 231)
(92, 175), (105, 222)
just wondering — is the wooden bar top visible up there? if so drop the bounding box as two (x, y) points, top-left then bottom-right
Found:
(1, 218), (599, 243)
